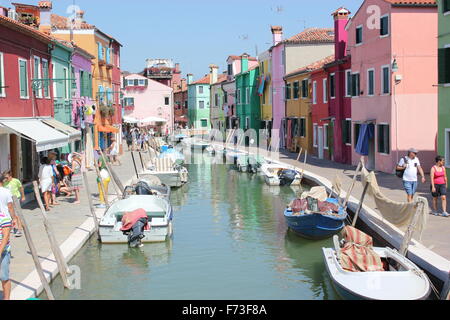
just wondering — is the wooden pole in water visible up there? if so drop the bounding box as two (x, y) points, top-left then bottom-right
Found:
(138, 151), (145, 171)
(343, 160), (363, 210)
(99, 149), (124, 196)
(399, 199), (425, 257)
(32, 182), (71, 289)
(82, 172), (100, 237)
(131, 151), (139, 179)
(93, 156), (110, 209)
(12, 196), (55, 300)
(352, 181), (369, 227)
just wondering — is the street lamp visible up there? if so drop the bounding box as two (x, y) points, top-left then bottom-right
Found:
(392, 58), (399, 73)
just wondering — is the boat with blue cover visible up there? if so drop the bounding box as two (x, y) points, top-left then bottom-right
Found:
(284, 195), (347, 240)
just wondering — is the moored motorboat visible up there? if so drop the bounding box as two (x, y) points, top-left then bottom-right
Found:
(260, 163), (302, 186)
(141, 158), (188, 188)
(323, 226), (431, 300)
(159, 147), (185, 165)
(99, 195), (173, 245)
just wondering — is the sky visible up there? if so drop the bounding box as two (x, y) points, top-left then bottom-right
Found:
(1, 0), (361, 80)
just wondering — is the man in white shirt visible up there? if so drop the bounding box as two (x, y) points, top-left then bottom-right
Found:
(0, 175), (18, 232)
(396, 148), (426, 202)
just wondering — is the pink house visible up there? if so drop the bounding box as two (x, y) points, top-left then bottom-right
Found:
(123, 74), (174, 134)
(348, 0), (438, 173)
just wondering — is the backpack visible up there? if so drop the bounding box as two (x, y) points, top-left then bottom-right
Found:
(395, 157), (408, 178)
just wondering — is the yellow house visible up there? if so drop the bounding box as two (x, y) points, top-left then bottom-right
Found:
(258, 50), (272, 128)
(50, 11), (121, 149)
(284, 69), (312, 154)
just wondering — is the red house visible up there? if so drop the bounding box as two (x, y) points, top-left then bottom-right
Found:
(323, 8), (352, 164)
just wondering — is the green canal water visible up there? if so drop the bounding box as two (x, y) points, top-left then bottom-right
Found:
(41, 155), (339, 300)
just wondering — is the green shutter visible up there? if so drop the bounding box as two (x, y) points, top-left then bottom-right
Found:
(438, 48), (446, 84)
(19, 60), (28, 97)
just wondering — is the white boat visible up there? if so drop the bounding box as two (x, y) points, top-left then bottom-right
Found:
(260, 163), (302, 186)
(322, 237), (431, 300)
(99, 195), (173, 244)
(141, 158), (188, 188)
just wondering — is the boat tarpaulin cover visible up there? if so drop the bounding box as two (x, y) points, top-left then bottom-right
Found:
(120, 208), (150, 232)
(0, 119), (69, 152)
(355, 124), (374, 156)
(339, 226), (384, 272)
(361, 166), (428, 240)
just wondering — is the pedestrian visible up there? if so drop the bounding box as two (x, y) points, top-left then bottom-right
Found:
(97, 160), (111, 209)
(430, 156), (448, 217)
(70, 153), (83, 205)
(2, 170), (24, 237)
(396, 148), (426, 203)
(107, 137), (121, 166)
(0, 187), (12, 300)
(126, 131), (133, 152)
(38, 157), (54, 211)
(48, 152), (61, 206)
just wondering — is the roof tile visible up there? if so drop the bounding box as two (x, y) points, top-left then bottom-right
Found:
(284, 27), (335, 44)
(285, 55), (335, 78)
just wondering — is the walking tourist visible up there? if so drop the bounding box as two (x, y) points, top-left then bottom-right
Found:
(126, 131), (133, 151)
(430, 156), (448, 217)
(396, 148), (426, 203)
(38, 157), (54, 211)
(97, 158), (111, 208)
(70, 153), (83, 205)
(48, 152), (61, 206)
(2, 170), (24, 237)
(107, 137), (121, 166)
(0, 177), (12, 300)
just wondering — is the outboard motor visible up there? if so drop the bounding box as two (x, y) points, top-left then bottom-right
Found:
(135, 181), (153, 195)
(120, 209), (149, 248)
(278, 169), (298, 186)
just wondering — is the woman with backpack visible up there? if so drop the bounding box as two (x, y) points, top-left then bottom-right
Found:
(430, 156), (449, 217)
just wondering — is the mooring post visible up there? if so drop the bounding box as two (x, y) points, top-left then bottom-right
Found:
(131, 151), (140, 179)
(82, 172), (100, 237)
(352, 181), (369, 227)
(32, 182), (71, 289)
(12, 196), (55, 300)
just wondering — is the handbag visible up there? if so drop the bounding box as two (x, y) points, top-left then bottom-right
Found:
(395, 157), (407, 178)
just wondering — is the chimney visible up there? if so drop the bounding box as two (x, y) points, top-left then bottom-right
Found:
(187, 74), (193, 85)
(332, 7), (350, 60)
(209, 64), (218, 84)
(241, 53), (249, 73)
(77, 9), (85, 22)
(0, 7), (8, 17)
(175, 63), (180, 73)
(38, 1), (52, 35)
(271, 26), (283, 46)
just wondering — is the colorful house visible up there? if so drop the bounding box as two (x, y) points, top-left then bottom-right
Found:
(143, 59), (181, 89)
(269, 26), (335, 149)
(49, 6), (122, 150)
(348, 0), (438, 172)
(438, 0), (450, 169)
(174, 78), (188, 129)
(258, 50), (272, 134)
(188, 73), (211, 129)
(123, 74), (174, 134)
(323, 7), (352, 165)
(209, 65), (227, 134)
(235, 54), (261, 135)
(310, 55), (336, 160)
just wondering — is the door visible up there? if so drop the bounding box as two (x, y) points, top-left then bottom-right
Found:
(318, 127), (324, 159)
(368, 124), (375, 170)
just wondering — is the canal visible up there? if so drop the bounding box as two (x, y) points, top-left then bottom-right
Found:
(40, 154), (339, 300)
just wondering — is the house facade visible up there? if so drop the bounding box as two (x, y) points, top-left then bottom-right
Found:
(258, 50), (272, 133)
(209, 65), (227, 134)
(348, 0), (438, 172)
(269, 26), (335, 149)
(188, 74), (211, 129)
(438, 0), (450, 171)
(174, 78), (188, 129)
(123, 74), (174, 134)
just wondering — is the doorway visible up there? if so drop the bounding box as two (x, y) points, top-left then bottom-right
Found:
(318, 126), (324, 159)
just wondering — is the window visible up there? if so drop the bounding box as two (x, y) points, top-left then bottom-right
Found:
(245, 117), (250, 130)
(381, 66), (390, 94)
(324, 124), (329, 149)
(367, 69), (375, 96)
(245, 87), (250, 104)
(438, 47), (450, 84)
(199, 86), (204, 94)
(343, 119), (352, 145)
(227, 64), (233, 76)
(445, 0), (450, 13)
(323, 79), (328, 103)
(33, 56), (42, 98)
(313, 124), (318, 147)
(199, 100), (205, 109)
(97, 42), (103, 60)
(345, 70), (352, 97)
(138, 79), (146, 86)
(19, 59), (28, 98)
(165, 97), (170, 106)
(224, 92), (228, 104)
(214, 93), (219, 107)
(124, 97), (135, 106)
(354, 123), (361, 147)
(293, 81), (299, 99)
(380, 15), (389, 37)
(285, 83), (291, 100)
(127, 79), (134, 86)
(236, 89), (241, 104)
(356, 26), (363, 45)
(330, 74), (335, 99)
(378, 124), (390, 154)
(0, 53), (5, 97)
(301, 79), (309, 98)
(98, 85), (104, 104)
(201, 119), (208, 128)
(312, 81), (317, 104)
(351, 73), (360, 97)
(299, 118), (306, 137)
(42, 59), (49, 98)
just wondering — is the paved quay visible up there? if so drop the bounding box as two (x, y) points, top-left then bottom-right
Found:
(6, 149), (138, 300)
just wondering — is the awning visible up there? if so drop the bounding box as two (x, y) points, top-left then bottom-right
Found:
(141, 116), (167, 123)
(0, 119), (69, 152)
(42, 118), (82, 142)
(123, 116), (139, 124)
(175, 116), (188, 123)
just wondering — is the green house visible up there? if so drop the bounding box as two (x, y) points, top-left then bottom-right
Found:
(51, 40), (74, 154)
(438, 0), (450, 171)
(235, 54), (261, 138)
(187, 73), (211, 129)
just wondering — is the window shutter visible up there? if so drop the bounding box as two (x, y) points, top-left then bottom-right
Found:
(439, 48), (448, 84)
(145, 79), (148, 86)
(20, 61), (27, 97)
(134, 79), (139, 86)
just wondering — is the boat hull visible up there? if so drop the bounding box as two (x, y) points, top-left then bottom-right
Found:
(100, 221), (173, 244)
(284, 210), (346, 240)
(140, 172), (187, 188)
